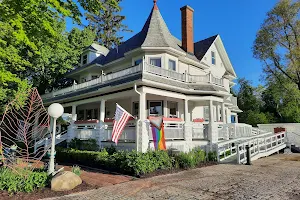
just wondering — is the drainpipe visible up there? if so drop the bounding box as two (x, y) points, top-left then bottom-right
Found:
(134, 84), (141, 152)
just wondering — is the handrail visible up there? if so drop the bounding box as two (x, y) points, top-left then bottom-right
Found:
(42, 62), (225, 100)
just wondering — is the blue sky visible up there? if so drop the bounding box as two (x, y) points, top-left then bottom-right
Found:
(68, 0), (278, 86)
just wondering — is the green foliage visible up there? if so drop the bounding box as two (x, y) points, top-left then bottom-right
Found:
(56, 148), (213, 177)
(253, 0), (300, 90)
(71, 165), (81, 176)
(0, 168), (48, 194)
(68, 138), (99, 151)
(207, 151), (218, 162)
(85, 0), (131, 49)
(0, 0), (118, 111)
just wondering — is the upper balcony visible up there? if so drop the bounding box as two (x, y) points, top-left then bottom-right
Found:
(42, 63), (226, 101)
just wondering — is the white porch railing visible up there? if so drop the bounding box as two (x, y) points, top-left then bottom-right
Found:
(148, 121), (185, 140)
(103, 122), (136, 142)
(237, 132), (286, 164)
(192, 123), (208, 140)
(73, 123), (102, 140)
(42, 63), (225, 100)
(144, 64), (186, 82)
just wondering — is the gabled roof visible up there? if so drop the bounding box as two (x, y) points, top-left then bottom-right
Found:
(89, 4), (199, 66)
(84, 43), (109, 55)
(72, 3), (237, 78)
(194, 35), (218, 61)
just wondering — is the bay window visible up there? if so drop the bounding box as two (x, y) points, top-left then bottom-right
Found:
(150, 58), (161, 67)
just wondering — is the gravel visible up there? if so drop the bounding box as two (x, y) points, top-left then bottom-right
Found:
(45, 154), (300, 200)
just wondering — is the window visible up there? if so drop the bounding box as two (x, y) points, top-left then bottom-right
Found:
(82, 54), (88, 65)
(132, 102), (139, 117)
(81, 77), (87, 83)
(150, 58), (161, 67)
(86, 109), (93, 120)
(93, 108), (98, 119)
(78, 110), (84, 120)
(91, 75), (98, 80)
(134, 59), (142, 66)
(168, 101), (178, 118)
(204, 106), (209, 121)
(211, 51), (216, 65)
(168, 59), (176, 71)
(149, 101), (163, 116)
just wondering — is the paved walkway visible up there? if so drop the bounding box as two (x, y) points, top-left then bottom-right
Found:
(46, 154), (300, 200)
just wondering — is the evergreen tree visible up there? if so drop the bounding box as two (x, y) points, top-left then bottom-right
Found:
(85, 0), (131, 49)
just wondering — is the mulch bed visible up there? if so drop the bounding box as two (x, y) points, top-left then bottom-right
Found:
(138, 162), (218, 178)
(0, 162), (218, 199)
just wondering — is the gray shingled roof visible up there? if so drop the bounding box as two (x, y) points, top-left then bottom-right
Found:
(80, 5), (218, 69)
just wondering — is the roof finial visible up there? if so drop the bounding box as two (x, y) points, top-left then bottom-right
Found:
(153, 0), (158, 10)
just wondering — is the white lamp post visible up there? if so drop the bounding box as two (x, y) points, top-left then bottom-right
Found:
(47, 103), (64, 175)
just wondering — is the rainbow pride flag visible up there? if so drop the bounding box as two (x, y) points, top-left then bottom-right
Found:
(151, 124), (166, 150)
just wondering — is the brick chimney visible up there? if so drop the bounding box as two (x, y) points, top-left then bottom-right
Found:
(180, 5), (194, 54)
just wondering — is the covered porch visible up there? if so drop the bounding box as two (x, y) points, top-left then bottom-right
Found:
(60, 86), (238, 152)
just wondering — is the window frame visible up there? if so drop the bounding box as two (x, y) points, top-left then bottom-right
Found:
(132, 102), (139, 117)
(168, 101), (178, 118)
(134, 59), (142, 66)
(149, 57), (162, 68)
(148, 100), (163, 116)
(211, 51), (216, 65)
(82, 54), (88, 65)
(168, 59), (176, 71)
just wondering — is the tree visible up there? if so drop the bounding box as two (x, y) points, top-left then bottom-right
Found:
(236, 78), (274, 126)
(253, 0), (300, 90)
(0, 0), (118, 110)
(85, 0), (131, 49)
(262, 76), (300, 123)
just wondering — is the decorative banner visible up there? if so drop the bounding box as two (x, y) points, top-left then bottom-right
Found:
(149, 116), (166, 150)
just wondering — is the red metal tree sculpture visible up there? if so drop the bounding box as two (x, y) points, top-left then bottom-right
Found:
(0, 88), (50, 170)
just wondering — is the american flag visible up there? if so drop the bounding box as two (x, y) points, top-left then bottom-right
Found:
(111, 104), (132, 144)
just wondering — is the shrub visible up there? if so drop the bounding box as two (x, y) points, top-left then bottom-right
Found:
(71, 165), (81, 176)
(0, 168), (48, 193)
(68, 138), (99, 151)
(207, 151), (218, 162)
(56, 147), (214, 176)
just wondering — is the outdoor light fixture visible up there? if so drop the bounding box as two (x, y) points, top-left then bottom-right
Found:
(47, 103), (64, 175)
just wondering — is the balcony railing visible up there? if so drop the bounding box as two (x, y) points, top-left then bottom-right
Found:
(42, 63), (225, 100)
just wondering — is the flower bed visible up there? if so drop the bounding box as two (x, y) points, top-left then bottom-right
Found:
(56, 148), (218, 177)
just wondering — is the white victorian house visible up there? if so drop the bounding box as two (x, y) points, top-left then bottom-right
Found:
(39, 2), (247, 153)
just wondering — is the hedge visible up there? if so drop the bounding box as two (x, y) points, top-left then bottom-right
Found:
(56, 147), (217, 176)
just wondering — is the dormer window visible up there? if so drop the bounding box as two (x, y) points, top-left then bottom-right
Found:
(211, 51), (216, 65)
(82, 54), (88, 65)
(134, 59), (142, 66)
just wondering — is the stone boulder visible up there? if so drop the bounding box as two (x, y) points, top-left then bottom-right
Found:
(51, 171), (82, 191)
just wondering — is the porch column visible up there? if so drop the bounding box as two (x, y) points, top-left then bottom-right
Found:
(100, 100), (106, 122)
(209, 100), (218, 145)
(71, 105), (77, 122)
(184, 99), (189, 122)
(216, 104), (220, 122)
(137, 91), (148, 152)
(163, 99), (168, 118)
(67, 105), (77, 143)
(184, 99), (192, 152)
(221, 103), (226, 124)
(236, 114), (239, 123)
